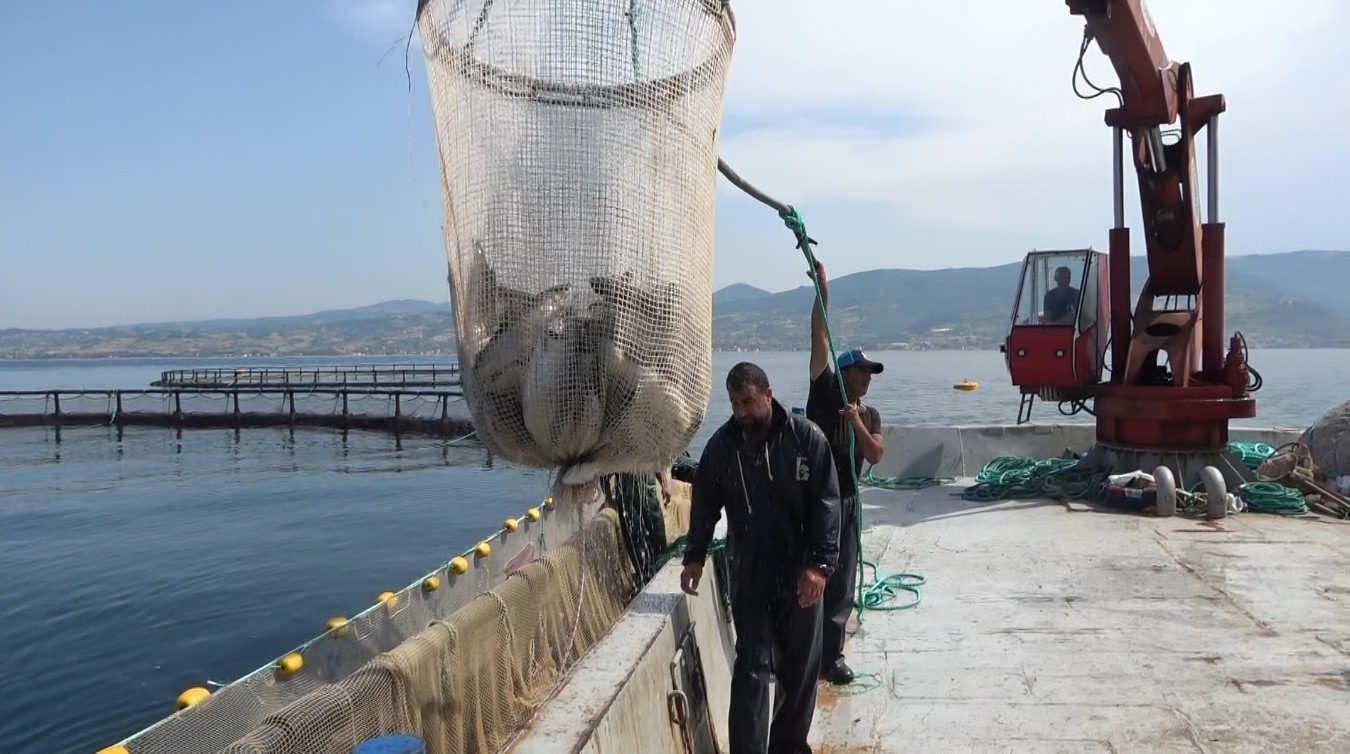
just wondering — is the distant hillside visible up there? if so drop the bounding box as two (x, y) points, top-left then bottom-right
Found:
(1227, 250), (1350, 315)
(712, 251), (1350, 350)
(713, 283), (772, 306)
(3, 251), (1348, 358)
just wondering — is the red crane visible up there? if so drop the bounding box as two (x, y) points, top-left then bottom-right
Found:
(1003, 0), (1260, 489)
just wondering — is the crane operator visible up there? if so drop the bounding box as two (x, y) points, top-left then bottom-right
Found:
(1042, 266), (1080, 325)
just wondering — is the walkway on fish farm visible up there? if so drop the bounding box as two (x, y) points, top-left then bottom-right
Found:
(150, 363), (461, 389)
(0, 387), (473, 439)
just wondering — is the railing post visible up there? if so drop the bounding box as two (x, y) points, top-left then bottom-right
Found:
(52, 391), (61, 426)
(115, 391), (123, 425)
(288, 391), (296, 423)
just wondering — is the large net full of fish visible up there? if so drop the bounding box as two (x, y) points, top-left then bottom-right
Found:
(417, 0), (735, 485)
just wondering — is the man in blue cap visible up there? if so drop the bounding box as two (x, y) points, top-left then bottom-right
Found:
(805, 259), (885, 685)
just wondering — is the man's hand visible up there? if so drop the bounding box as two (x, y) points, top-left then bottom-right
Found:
(658, 471), (673, 506)
(797, 565), (827, 607)
(680, 562), (704, 596)
(809, 260), (827, 286)
(840, 403), (866, 428)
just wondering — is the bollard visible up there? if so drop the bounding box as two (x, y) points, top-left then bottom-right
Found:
(352, 734), (426, 754)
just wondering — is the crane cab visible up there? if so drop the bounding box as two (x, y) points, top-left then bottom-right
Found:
(1001, 249), (1109, 422)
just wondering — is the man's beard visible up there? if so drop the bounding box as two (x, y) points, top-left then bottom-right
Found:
(738, 411), (769, 435)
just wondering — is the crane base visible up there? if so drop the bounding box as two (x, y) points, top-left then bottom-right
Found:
(1077, 442), (1255, 492)
(1094, 384), (1255, 448)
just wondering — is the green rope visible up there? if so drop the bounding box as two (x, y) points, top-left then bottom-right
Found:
(859, 467), (955, 491)
(715, 160), (924, 628)
(961, 456), (1106, 502)
(778, 206), (919, 623)
(1237, 482), (1308, 516)
(1228, 441), (1275, 471)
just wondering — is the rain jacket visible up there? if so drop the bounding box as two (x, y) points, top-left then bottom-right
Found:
(684, 398), (842, 599)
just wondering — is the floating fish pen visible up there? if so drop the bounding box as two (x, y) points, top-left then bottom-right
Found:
(0, 388), (473, 439)
(150, 363), (462, 389)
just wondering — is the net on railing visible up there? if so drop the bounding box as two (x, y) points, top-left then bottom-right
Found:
(97, 476), (692, 754)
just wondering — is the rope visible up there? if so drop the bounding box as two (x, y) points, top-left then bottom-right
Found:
(860, 467), (954, 491)
(1229, 441), (1275, 471)
(961, 456), (1106, 502)
(717, 158), (919, 624)
(1237, 482), (1308, 516)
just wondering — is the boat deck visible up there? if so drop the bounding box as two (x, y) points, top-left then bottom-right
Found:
(813, 481), (1350, 753)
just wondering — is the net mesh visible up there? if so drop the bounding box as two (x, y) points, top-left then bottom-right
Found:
(416, 0), (736, 484)
(109, 478), (692, 754)
(1301, 399), (1350, 480)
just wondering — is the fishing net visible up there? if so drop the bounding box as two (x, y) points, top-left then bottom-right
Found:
(416, 0), (737, 485)
(1301, 399), (1350, 481)
(107, 477), (694, 754)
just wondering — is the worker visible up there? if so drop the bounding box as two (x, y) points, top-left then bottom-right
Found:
(681, 361), (841, 754)
(1042, 265), (1080, 324)
(805, 259), (885, 686)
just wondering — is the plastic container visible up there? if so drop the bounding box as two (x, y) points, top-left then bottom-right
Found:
(1107, 484), (1157, 511)
(353, 735), (427, 754)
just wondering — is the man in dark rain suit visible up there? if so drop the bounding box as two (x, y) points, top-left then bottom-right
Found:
(681, 361), (842, 754)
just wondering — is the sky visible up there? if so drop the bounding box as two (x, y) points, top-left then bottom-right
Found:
(2, 0), (1348, 329)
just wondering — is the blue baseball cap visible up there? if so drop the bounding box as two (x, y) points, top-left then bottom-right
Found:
(837, 347), (883, 374)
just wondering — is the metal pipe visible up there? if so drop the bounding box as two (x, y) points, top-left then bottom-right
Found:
(1207, 116), (1218, 223)
(1112, 127), (1125, 229)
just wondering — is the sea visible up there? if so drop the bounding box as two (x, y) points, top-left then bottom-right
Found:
(2, 349), (1347, 754)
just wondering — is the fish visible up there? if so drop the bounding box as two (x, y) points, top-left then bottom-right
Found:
(465, 240), (575, 465)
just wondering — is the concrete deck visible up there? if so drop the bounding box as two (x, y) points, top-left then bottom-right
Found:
(509, 425), (1347, 754)
(814, 482), (1350, 753)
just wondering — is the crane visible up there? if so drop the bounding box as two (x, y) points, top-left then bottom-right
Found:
(1002, 0), (1260, 491)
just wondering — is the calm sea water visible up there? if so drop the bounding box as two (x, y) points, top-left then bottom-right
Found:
(2, 350), (1347, 753)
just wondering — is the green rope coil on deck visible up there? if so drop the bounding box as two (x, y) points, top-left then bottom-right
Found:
(962, 456), (1106, 502)
(1229, 441), (1276, 471)
(1237, 482), (1308, 516)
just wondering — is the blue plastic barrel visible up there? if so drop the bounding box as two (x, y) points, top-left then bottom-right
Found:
(791, 406), (806, 416)
(352, 734), (426, 754)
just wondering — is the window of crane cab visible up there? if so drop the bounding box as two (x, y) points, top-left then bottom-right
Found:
(1013, 252), (1094, 331)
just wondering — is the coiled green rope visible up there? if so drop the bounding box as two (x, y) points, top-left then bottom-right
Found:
(1237, 482), (1308, 516)
(961, 456), (1106, 502)
(1229, 441), (1276, 471)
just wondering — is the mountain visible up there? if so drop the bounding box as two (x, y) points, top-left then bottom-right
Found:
(3, 251), (1348, 358)
(711, 251), (1350, 350)
(712, 283), (772, 306)
(1227, 250), (1350, 315)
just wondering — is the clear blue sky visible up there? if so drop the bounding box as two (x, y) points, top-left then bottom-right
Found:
(3, 1), (1347, 329)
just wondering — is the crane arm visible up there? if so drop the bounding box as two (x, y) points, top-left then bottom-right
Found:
(1066, 0), (1225, 313)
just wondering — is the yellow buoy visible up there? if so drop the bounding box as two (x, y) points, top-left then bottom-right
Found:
(176, 686), (211, 710)
(953, 380), (979, 392)
(326, 616), (350, 638)
(276, 652), (304, 679)
(525, 507), (541, 522)
(450, 556), (469, 575)
(475, 541), (492, 559)
(96, 746), (130, 754)
(422, 575), (441, 592)
(503, 517), (519, 532)
(377, 590), (399, 609)
(544, 496), (556, 510)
